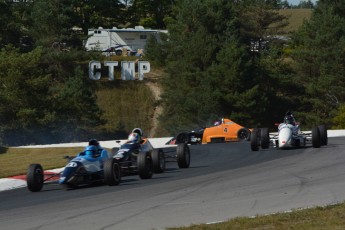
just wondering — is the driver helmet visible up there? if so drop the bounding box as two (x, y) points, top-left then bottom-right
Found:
(128, 132), (140, 143)
(131, 128), (143, 137)
(284, 115), (295, 125)
(88, 139), (99, 147)
(214, 120), (221, 126)
(84, 145), (98, 157)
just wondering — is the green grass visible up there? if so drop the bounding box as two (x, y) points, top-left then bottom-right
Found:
(168, 204), (345, 230)
(0, 147), (86, 178)
(94, 79), (156, 138)
(279, 9), (313, 33)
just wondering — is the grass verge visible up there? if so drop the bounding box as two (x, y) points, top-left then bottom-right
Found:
(0, 147), (85, 178)
(167, 203), (345, 230)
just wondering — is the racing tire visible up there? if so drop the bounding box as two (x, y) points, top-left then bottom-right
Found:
(312, 126), (321, 148)
(250, 129), (259, 151)
(176, 132), (189, 144)
(237, 128), (251, 141)
(152, 149), (165, 173)
(176, 143), (191, 168)
(318, 125), (328, 146)
(137, 152), (153, 179)
(104, 158), (121, 186)
(260, 128), (270, 149)
(27, 164), (44, 192)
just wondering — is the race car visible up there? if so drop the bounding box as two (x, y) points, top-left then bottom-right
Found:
(26, 141), (121, 192)
(112, 139), (191, 178)
(250, 123), (328, 151)
(168, 118), (251, 145)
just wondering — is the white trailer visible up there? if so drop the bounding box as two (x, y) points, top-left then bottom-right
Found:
(85, 26), (167, 56)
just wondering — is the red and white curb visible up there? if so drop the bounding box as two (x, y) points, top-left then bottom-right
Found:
(0, 168), (64, 192)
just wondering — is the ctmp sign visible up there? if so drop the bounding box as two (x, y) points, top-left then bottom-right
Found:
(89, 60), (151, 81)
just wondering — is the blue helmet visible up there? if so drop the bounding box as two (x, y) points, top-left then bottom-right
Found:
(84, 145), (98, 157)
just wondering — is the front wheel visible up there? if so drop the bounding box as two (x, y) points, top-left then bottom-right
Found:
(137, 152), (153, 179)
(318, 125), (328, 146)
(27, 164), (44, 192)
(312, 126), (321, 148)
(250, 129), (259, 151)
(152, 149), (165, 173)
(104, 158), (121, 186)
(260, 128), (270, 149)
(177, 143), (190, 168)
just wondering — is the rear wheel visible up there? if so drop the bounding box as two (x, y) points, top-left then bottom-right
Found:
(138, 152), (153, 179)
(318, 125), (328, 146)
(104, 158), (121, 186)
(177, 143), (190, 168)
(27, 164), (44, 192)
(237, 128), (251, 141)
(260, 128), (270, 149)
(312, 126), (321, 148)
(152, 149), (165, 173)
(250, 129), (259, 151)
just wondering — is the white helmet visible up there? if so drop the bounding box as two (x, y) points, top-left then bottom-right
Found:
(132, 128), (143, 137)
(128, 132), (139, 143)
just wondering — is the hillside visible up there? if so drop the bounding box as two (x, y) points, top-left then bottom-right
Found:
(94, 9), (313, 140)
(95, 68), (165, 139)
(279, 8), (313, 33)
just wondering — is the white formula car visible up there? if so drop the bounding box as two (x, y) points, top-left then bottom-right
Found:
(250, 123), (327, 151)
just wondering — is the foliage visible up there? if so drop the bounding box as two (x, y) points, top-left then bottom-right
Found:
(1, 0), (344, 144)
(153, 0), (293, 134)
(126, 0), (175, 28)
(332, 104), (345, 129)
(94, 81), (155, 139)
(0, 45), (104, 145)
(291, 0), (345, 127)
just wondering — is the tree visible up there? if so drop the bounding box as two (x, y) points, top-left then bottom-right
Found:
(126, 0), (174, 28)
(0, 1), (33, 51)
(160, 0), (294, 132)
(0, 46), (53, 144)
(291, 0), (345, 126)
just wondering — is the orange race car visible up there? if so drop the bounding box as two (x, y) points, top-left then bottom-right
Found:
(168, 118), (251, 145)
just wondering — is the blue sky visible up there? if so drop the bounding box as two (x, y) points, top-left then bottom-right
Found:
(287, 0), (318, 5)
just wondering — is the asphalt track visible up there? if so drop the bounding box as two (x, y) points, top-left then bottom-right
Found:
(1, 137), (345, 230)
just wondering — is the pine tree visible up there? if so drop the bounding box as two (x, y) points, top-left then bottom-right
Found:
(292, 0), (345, 126)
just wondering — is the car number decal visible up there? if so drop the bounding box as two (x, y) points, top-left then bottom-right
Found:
(224, 127), (228, 133)
(66, 162), (78, 167)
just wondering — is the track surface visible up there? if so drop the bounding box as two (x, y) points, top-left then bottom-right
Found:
(1, 137), (345, 230)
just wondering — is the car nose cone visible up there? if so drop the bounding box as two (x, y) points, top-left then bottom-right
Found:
(279, 127), (292, 148)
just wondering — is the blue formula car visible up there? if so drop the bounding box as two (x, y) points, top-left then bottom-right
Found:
(26, 140), (121, 192)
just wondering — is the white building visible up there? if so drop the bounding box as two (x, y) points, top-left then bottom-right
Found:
(85, 26), (167, 56)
